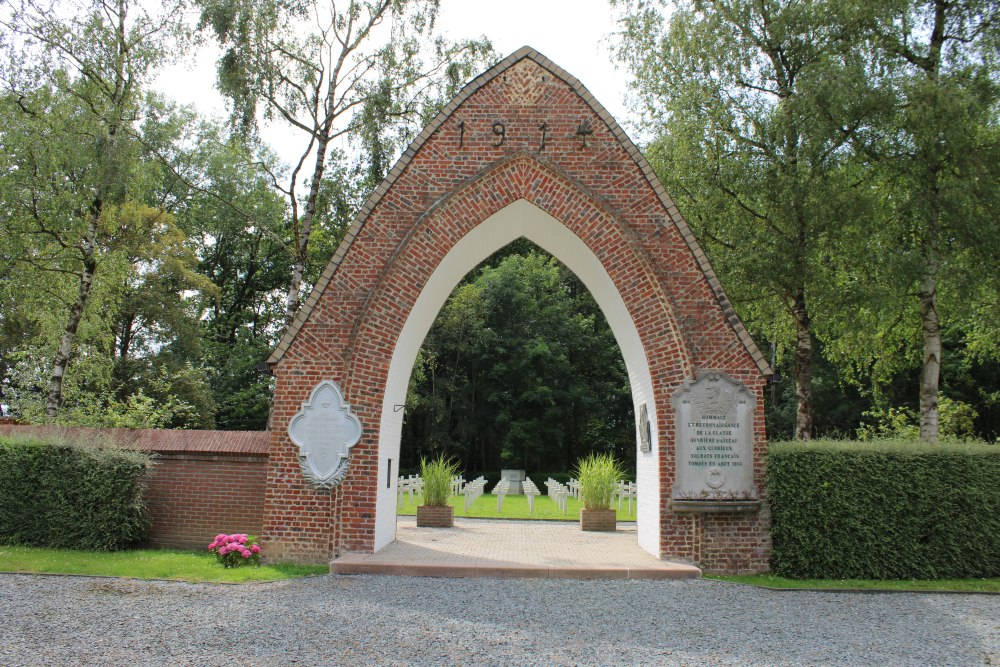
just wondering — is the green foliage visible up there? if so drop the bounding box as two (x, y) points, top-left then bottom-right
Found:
(403, 245), (635, 476)
(419, 455), (460, 506)
(939, 397), (981, 440)
(615, 0), (887, 438)
(858, 396), (981, 440)
(614, 0), (1000, 441)
(8, 350), (214, 430)
(767, 440), (1000, 579)
(575, 453), (627, 511)
(0, 435), (151, 551)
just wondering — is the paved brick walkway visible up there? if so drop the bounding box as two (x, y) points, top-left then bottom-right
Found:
(331, 516), (701, 579)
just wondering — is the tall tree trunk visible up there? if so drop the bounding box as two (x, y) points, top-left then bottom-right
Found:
(918, 271), (941, 442)
(46, 208), (100, 419)
(915, 1), (945, 443)
(284, 256), (306, 328)
(283, 135), (331, 328)
(792, 289), (813, 440)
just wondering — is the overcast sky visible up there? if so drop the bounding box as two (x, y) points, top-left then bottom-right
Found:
(155, 0), (636, 168)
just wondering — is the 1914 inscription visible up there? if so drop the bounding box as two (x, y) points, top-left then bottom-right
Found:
(455, 118), (594, 151)
(671, 372), (756, 499)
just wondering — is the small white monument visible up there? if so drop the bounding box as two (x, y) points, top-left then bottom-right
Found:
(500, 469), (525, 494)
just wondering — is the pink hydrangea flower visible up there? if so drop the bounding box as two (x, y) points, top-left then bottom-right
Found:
(250, 544), (261, 554)
(215, 534), (227, 543)
(238, 535), (248, 544)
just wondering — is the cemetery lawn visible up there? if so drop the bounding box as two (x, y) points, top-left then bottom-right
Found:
(707, 574), (1000, 593)
(398, 493), (637, 521)
(0, 545), (328, 583)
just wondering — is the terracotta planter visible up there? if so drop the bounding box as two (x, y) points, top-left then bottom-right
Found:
(416, 505), (453, 527)
(580, 508), (617, 531)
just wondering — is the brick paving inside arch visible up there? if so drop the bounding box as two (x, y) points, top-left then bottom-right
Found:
(331, 517), (701, 580)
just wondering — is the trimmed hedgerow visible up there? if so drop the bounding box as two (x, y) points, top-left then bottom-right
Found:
(0, 434), (151, 551)
(767, 440), (1000, 579)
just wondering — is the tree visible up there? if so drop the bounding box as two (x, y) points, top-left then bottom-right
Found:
(614, 0), (884, 439)
(857, 0), (1000, 441)
(402, 246), (634, 475)
(0, 0), (190, 418)
(196, 0), (494, 327)
(0, 87), (220, 427)
(177, 127), (291, 429)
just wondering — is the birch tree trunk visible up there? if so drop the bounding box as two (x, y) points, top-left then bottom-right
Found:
(918, 271), (941, 441)
(45, 206), (101, 418)
(792, 289), (813, 440)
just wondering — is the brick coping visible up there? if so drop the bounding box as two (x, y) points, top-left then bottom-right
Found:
(0, 424), (269, 455)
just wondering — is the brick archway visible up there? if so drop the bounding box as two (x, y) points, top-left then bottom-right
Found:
(265, 47), (772, 572)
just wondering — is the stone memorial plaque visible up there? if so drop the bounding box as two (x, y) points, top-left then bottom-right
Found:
(288, 380), (362, 490)
(671, 372), (756, 500)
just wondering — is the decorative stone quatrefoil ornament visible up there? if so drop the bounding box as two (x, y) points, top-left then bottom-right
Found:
(288, 381), (362, 490)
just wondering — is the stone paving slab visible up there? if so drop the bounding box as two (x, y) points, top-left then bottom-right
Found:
(330, 516), (701, 580)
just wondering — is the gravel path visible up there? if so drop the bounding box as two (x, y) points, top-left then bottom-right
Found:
(1, 573), (997, 666)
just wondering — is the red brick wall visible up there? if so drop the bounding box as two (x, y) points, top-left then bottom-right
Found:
(0, 425), (269, 551)
(265, 50), (772, 571)
(687, 505), (774, 575)
(143, 452), (268, 550)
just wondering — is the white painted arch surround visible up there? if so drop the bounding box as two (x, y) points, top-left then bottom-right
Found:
(374, 199), (661, 557)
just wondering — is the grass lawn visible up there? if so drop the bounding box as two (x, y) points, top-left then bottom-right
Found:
(397, 492), (638, 521)
(0, 545), (329, 583)
(707, 573), (1000, 593)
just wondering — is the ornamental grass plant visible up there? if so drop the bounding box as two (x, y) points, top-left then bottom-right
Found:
(575, 452), (626, 510)
(419, 455), (460, 506)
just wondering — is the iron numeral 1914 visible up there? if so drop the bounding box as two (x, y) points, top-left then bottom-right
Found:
(576, 119), (594, 148)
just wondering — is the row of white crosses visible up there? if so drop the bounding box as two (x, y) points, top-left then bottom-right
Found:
(617, 481), (637, 516)
(397, 475), (424, 509)
(545, 478), (571, 514)
(522, 477), (540, 513)
(397, 470), (634, 515)
(463, 476), (488, 512)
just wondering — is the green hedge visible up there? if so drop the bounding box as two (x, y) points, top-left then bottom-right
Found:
(767, 440), (1000, 579)
(0, 435), (151, 550)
